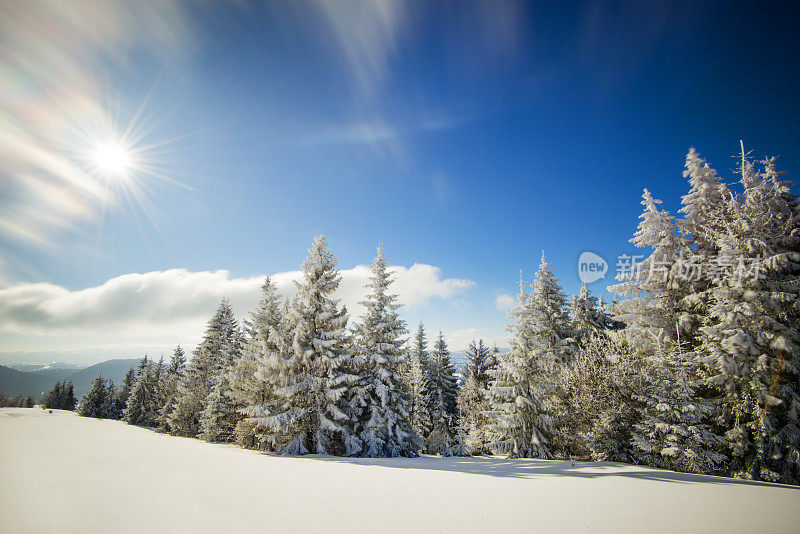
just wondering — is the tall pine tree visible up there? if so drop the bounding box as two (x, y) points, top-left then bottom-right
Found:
(351, 247), (418, 457)
(247, 236), (357, 455)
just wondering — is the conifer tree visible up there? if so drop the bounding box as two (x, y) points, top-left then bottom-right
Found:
(573, 332), (640, 462)
(124, 357), (158, 427)
(409, 322), (434, 446)
(78, 374), (110, 418)
(696, 146), (800, 481)
(199, 373), (238, 442)
(610, 189), (686, 347)
(102, 380), (122, 420)
(42, 381), (76, 410)
(486, 347), (553, 459)
(118, 368), (136, 410)
(631, 346), (727, 473)
(426, 332), (462, 455)
(487, 282), (553, 458)
(233, 278), (284, 448)
(350, 247), (418, 457)
(247, 236), (357, 455)
(157, 345), (186, 430)
(529, 253), (574, 364)
(571, 284), (605, 341)
(168, 299), (242, 437)
(458, 339), (496, 454)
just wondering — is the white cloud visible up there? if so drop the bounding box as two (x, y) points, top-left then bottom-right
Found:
(494, 293), (516, 313)
(0, 264), (474, 353)
(445, 328), (507, 352)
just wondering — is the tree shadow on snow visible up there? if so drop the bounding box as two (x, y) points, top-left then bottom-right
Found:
(291, 454), (799, 489)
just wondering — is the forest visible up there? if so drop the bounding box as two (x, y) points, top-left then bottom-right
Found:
(66, 146), (799, 485)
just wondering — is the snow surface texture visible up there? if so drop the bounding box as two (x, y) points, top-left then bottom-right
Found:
(1, 408), (798, 533)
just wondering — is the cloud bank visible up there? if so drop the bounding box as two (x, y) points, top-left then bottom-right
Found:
(494, 293), (516, 313)
(0, 264), (474, 353)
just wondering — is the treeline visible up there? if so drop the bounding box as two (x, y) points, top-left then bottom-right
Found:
(71, 145), (798, 485)
(78, 241), (441, 456)
(0, 392), (35, 407)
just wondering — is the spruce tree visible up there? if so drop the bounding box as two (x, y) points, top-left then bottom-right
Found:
(351, 247), (418, 457)
(697, 147), (800, 482)
(409, 322), (434, 447)
(118, 368), (136, 410)
(199, 373), (238, 442)
(631, 346), (726, 473)
(458, 339), (496, 454)
(157, 345), (186, 431)
(529, 253), (574, 364)
(168, 299), (242, 437)
(571, 284), (605, 342)
(248, 236), (357, 455)
(124, 357), (158, 427)
(610, 189), (686, 347)
(487, 282), (553, 458)
(77, 374), (109, 418)
(234, 278), (284, 449)
(426, 332), (461, 454)
(102, 380), (122, 420)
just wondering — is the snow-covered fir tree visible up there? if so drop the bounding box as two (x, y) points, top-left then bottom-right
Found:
(77, 374), (110, 419)
(486, 281), (553, 459)
(247, 236), (357, 455)
(168, 299), (242, 437)
(572, 332), (641, 462)
(695, 146), (800, 482)
(199, 372), (239, 442)
(534, 254), (573, 348)
(157, 345), (186, 431)
(607, 184), (718, 465)
(408, 322), (434, 445)
(153, 356), (167, 414)
(631, 345), (727, 474)
(458, 339), (496, 454)
(486, 348), (553, 459)
(349, 247), (418, 457)
(679, 148), (730, 258)
(118, 368), (135, 410)
(124, 357), (159, 427)
(233, 278), (284, 449)
(571, 283), (606, 342)
(528, 254), (576, 454)
(610, 189), (687, 348)
(426, 331), (462, 455)
(102, 380), (122, 420)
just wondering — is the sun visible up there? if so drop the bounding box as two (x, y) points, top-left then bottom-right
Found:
(92, 142), (132, 176)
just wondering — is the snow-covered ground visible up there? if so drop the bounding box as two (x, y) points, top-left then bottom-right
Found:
(1, 408), (798, 533)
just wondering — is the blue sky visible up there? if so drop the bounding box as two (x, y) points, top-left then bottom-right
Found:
(1, 1), (798, 363)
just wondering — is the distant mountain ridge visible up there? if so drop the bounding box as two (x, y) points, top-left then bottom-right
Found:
(0, 358), (142, 400)
(7, 362), (85, 373)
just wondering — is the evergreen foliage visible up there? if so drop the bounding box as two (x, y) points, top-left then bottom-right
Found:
(42, 381), (76, 410)
(168, 299), (242, 437)
(246, 236), (356, 455)
(350, 248), (418, 457)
